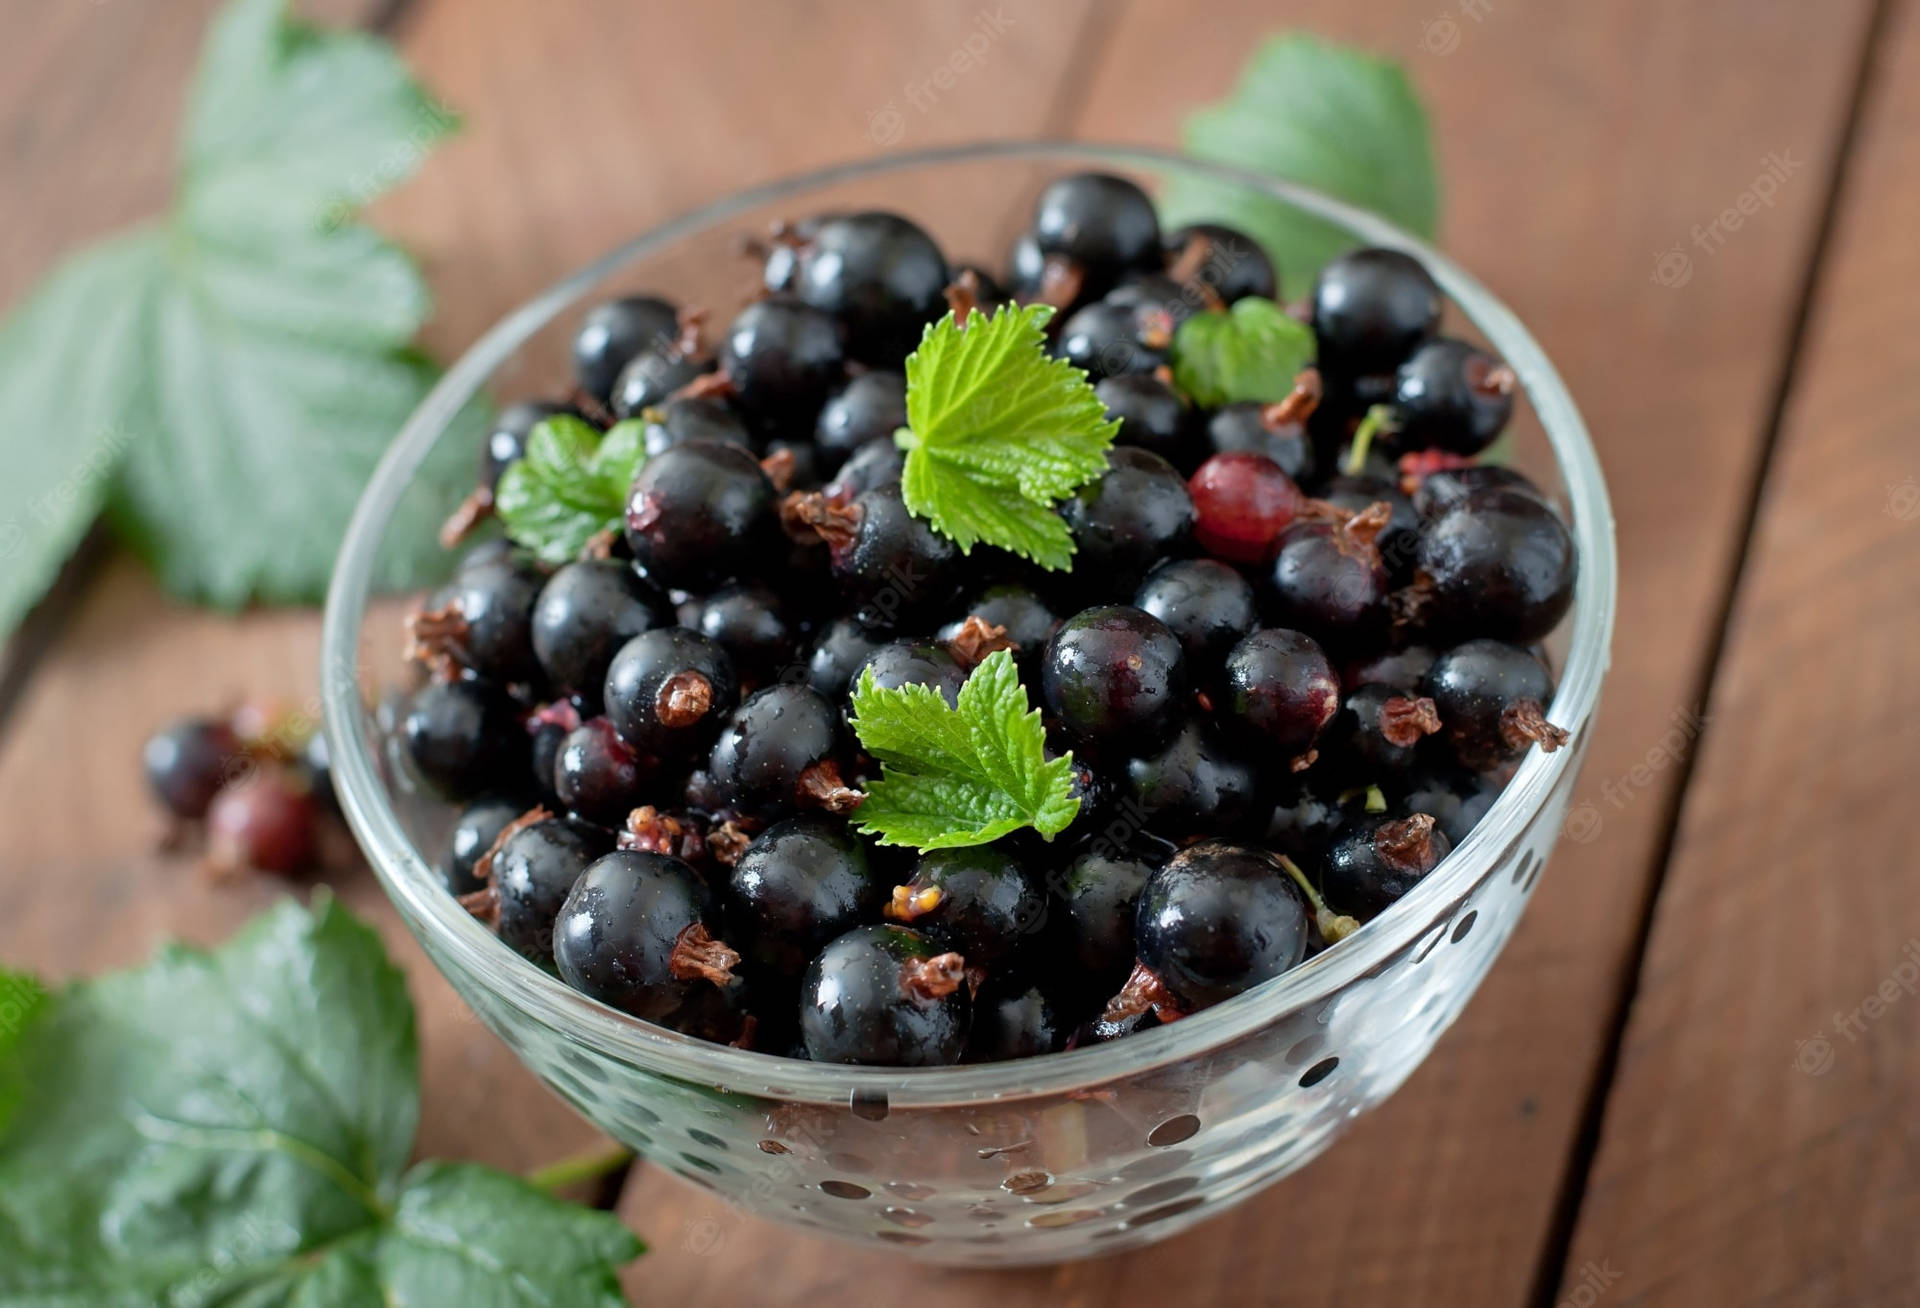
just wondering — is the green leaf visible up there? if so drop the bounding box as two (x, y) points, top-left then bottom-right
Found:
(850, 649), (1081, 850)
(0, 0), (472, 626)
(0, 969), (49, 1135)
(1163, 33), (1439, 295)
(896, 304), (1118, 568)
(496, 416), (647, 565)
(1169, 296), (1317, 408)
(0, 896), (642, 1305)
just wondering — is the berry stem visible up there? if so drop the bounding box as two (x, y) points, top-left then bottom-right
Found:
(1343, 403), (1397, 476)
(1277, 855), (1360, 945)
(525, 1144), (636, 1195)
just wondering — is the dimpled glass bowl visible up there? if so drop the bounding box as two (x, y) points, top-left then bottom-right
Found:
(322, 142), (1616, 1265)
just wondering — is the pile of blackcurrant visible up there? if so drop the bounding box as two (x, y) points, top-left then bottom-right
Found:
(144, 703), (335, 876)
(397, 173), (1576, 1066)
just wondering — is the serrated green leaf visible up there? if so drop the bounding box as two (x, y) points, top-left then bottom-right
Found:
(0, 0), (471, 626)
(1170, 296), (1318, 408)
(496, 416), (647, 565)
(0, 896), (641, 1305)
(1161, 33), (1439, 296)
(850, 649), (1080, 850)
(896, 305), (1117, 568)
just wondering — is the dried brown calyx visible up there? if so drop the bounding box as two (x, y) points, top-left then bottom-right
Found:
(438, 486), (493, 549)
(1136, 306), (1176, 352)
(403, 600), (470, 678)
(654, 671), (714, 729)
(759, 447), (799, 493)
(779, 490), (860, 548)
(618, 805), (708, 863)
(670, 308), (709, 361)
(899, 952), (968, 1002)
(1097, 961), (1189, 1028)
(581, 526), (620, 561)
(885, 883), (945, 922)
(1033, 254), (1085, 312)
(472, 805), (554, 896)
(1376, 813), (1443, 876)
(797, 759), (865, 815)
(943, 267), (986, 321)
(457, 885), (500, 929)
(1467, 354), (1519, 399)
(943, 615), (1015, 669)
(1260, 368), (1324, 430)
(1388, 574), (1436, 632)
(1379, 695), (1444, 748)
(668, 923), (741, 987)
(668, 369), (735, 404)
(1500, 699), (1570, 753)
(1162, 232), (1225, 313)
(707, 819), (755, 867)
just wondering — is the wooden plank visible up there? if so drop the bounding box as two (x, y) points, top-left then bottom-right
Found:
(610, 1), (1875, 1302)
(1558, 4), (1920, 1302)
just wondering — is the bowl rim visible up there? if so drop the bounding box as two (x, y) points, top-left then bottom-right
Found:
(322, 139), (1617, 1106)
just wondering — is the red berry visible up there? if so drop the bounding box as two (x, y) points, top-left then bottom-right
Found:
(1188, 452), (1303, 563)
(207, 769), (318, 876)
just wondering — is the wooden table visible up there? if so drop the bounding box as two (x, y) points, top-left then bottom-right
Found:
(4, 2), (1917, 1303)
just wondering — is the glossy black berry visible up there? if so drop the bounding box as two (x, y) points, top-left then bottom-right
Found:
(442, 796), (525, 897)
(799, 924), (971, 1067)
(1415, 487), (1577, 643)
(526, 703), (575, 809)
(492, 815), (611, 966)
(1124, 717), (1262, 836)
(481, 401), (574, 493)
(889, 845), (1046, 970)
(813, 371), (907, 474)
(680, 583), (794, 686)
(937, 584), (1058, 678)
(1399, 764), (1502, 846)
(1393, 337), (1515, 456)
(1411, 464), (1548, 518)
(639, 395), (753, 457)
(769, 212), (948, 365)
(1050, 845), (1156, 996)
(144, 717), (241, 820)
(624, 440), (777, 590)
(554, 850), (736, 1021)
(706, 684), (849, 820)
(1205, 402), (1316, 483)
(1054, 299), (1170, 380)
(401, 678), (528, 800)
(552, 717), (650, 826)
(1163, 222), (1278, 304)
(530, 560), (666, 705)
(1346, 643), (1439, 694)
(853, 640), (967, 705)
(1318, 473), (1420, 584)
(1311, 247), (1443, 377)
(804, 617), (887, 699)
(1262, 781), (1361, 863)
(1097, 373), (1199, 470)
(1040, 605), (1188, 753)
(1135, 841), (1309, 1010)
(1324, 681), (1443, 780)
(1133, 557), (1258, 670)
(1322, 812), (1452, 920)
(573, 295), (679, 403)
(724, 817), (878, 980)
(1422, 638), (1566, 771)
(823, 437), (904, 501)
(429, 555), (547, 684)
(1105, 273), (1204, 329)
(609, 341), (710, 420)
(1032, 172), (1161, 288)
(1222, 628), (1340, 760)
(1060, 447), (1195, 599)
(719, 295), (846, 435)
(966, 978), (1067, 1062)
(604, 627), (739, 756)
(806, 483), (959, 628)
(1267, 516), (1392, 649)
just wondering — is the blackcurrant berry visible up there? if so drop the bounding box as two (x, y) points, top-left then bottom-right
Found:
(813, 370), (906, 475)
(804, 617), (887, 699)
(966, 978), (1067, 1061)
(936, 583), (1058, 678)
(1346, 643), (1438, 693)
(1054, 299), (1171, 380)
(1414, 487), (1576, 643)
(719, 295), (846, 435)
(680, 583), (794, 686)
(1124, 717), (1262, 836)
(1188, 451), (1304, 564)
(1133, 557), (1258, 671)
(604, 627), (740, 756)
(609, 341), (710, 420)
(481, 401), (575, 494)
(1411, 464), (1547, 518)
(639, 395), (754, 457)
(823, 437), (904, 501)
(420, 554), (547, 684)
(1097, 373), (1199, 470)
(530, 559), (666, 705)
(1050, 845), (1156, 997)
(724, 816), (879, 980)
(1311, 247), (1443, 377)
(1135, 841), (1309, 1010)
(706, 684), (851, 820)
(1033, 172), (1161, 289)
(401, 677), (528, 800)
(553, 717), (651, 826)
(554, 848), (739, 1021)
(1318, 473), (1420, 584)
(1163, 222), (1277, 304)
(769, 211), (948, 365)
(1324, 681), (1443, 780)
(1106, 273), (1204, 328)
(1205, 402), (1316, 483)
(1422, 638), (1568, 771)
(853, 640), (967, 706)
(799, 924), (971, 1066)
(1040, 605), (1188, 752)
(786, 483), (958, 628)
(1398, 764), (1503, 846)
(1060, 447), (1196, 598)
(624, 439), (777, 591)
(1393, 337), (1515, 456)
(442, 796), (525, 897)
(1262, 781), (1362, 864)
(1221, 628), (1340, 761)
(526, 700), (578, 810)
(144, 717), (241, 820)
(887, 845), (1046, 970)
(1322, 811), (1451, 920)
(491, 814), (611, 966)
(1267, 510), (1392, 649)
(206, 769), (318, 877)
(573, 295), (680, 403)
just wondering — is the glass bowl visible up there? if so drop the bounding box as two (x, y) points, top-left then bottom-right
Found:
(322, 141), (1616, 1265)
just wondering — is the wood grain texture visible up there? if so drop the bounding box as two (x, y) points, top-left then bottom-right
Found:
(611, 1), (1874, 1303)
(1560, 4), (1920, 1303)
